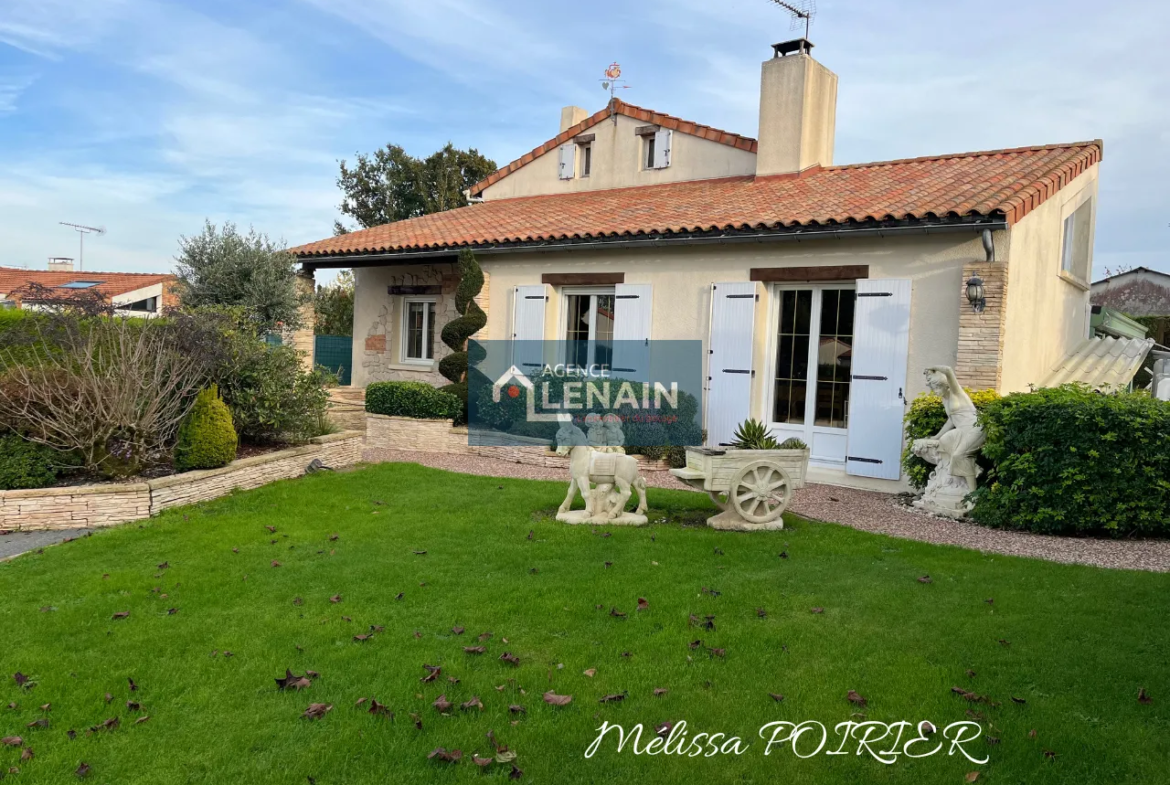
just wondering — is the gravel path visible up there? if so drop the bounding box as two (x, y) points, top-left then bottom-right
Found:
(364, 447), (1170, 573)
(0, 528), (93, 562)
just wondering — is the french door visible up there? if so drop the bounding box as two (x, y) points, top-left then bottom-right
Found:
(769, 285), (856, 465)
(563, 287), (615, 368)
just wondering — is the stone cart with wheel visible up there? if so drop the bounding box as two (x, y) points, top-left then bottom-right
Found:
(670, 448), (803, 531)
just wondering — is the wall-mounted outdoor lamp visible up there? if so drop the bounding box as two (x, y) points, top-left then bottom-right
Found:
(966, 274), (986, 313)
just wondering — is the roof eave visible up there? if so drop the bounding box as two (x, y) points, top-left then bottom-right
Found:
(298, 214), (1008, 269)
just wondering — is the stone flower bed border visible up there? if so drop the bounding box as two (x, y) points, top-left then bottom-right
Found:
(366, 414), (671, 472)
(0, 431), (364, 532)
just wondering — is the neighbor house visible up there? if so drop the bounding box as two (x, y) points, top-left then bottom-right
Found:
(1092, 266), (1170, 346)
(292, 39), (1119, 490)
(0, 258), (176, 317)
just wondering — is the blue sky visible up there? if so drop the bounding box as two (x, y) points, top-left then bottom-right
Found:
(1, 0), (1168, 281)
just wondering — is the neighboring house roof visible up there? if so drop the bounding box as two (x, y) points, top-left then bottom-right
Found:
(292, 140), (1102, 260)
(1044, 335), (1155, 391)
(468, 99), (759, 196)
(1091, 267), (1170, 317)
(0, 268), (173, 301)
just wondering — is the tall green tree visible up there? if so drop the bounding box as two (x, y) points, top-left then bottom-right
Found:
(314, 270), (355, 337)
(174, 221), (309, 332)
(334, 143), (496, 233)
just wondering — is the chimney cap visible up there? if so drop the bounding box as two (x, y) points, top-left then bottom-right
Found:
(771, 38), (813, 57)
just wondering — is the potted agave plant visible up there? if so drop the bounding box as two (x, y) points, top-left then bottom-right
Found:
(723, 418), (810, 488)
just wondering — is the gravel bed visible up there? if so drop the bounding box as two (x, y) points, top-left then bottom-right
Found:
(0, 528), (94, 562)
(364, 447), (1170, 573)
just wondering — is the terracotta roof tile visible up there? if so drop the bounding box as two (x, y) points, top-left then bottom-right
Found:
(293, 141), (1102, 259)
(0, 268), (174, 300)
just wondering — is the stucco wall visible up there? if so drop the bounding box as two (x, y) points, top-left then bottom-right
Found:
(999, 165), (1098, 392)
(478, 235), (985, 418)
(480, 113), (758, 201)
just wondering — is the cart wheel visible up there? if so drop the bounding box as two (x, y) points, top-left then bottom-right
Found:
(707, 491), (729, 511)
(729, 461), (792, 524)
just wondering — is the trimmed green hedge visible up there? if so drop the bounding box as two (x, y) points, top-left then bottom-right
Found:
(0, 433), (59, 490)
(366, 381), (463, 420)
(174, 385), (238, 472)
(970, 385), (1170, 536)
(902, 388), (1000, 490)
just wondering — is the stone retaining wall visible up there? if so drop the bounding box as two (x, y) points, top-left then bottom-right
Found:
(0, 432), (363, 532)
(326, 387), (368, 432)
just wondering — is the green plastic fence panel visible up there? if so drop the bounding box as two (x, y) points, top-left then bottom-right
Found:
(314, 334), (353, 386)
(264, 333), (283, 347)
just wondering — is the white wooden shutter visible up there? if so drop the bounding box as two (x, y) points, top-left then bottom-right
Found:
(558, 144), (575, 179)
(512, 285), (548, 372)
(707, 282), (756, 447)
(611, 284), (652, 381)
(845, 278), (911, 480)
(653, 129), (672, 168)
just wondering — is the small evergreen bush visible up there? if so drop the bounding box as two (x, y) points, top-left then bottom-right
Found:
(0, 433), (59, 490)
(174, 385), (238, 472)
(366, 381), (463, 420)
(970, 384), (1170, 537)
(902, 388), (1000, 490)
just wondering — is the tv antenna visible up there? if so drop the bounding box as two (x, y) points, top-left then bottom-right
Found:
(600, 62), (631, 124)
(59, 221), (106, 272)
(766, 0), (816, 40)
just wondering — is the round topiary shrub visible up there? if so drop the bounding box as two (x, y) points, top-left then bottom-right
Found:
(174, 385), (238, 472)
(0, 433), (59, 490)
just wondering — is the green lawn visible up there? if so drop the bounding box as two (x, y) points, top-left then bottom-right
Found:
(1, 463), (1167, 784)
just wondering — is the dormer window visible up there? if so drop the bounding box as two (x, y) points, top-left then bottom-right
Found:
(635, 125), (672, 170)
(644, 136), (656, 170)
(581, 143), (592, 177)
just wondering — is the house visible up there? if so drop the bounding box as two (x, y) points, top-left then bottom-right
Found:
(292, 39), (1113, 490)
(0, 258), (177, 317)
(1092, 267), (1170, 345)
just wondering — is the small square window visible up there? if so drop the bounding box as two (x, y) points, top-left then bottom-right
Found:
(402, 298), (437, 363)
(580, 144), (592, 177)
(644, 136), (656, 170)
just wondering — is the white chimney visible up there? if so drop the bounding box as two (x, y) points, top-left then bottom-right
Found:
(47, 257), (74, 272)
(755, 40), (838, 177)
(560, 106), (588, 133)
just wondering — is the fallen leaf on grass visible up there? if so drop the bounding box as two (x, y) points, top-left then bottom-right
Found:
(509, 705), (525, 714)
(510, 763), (523, 779)
(599, 692), (627, 704)
(452, 626), (464, 635)
(265, 526), (276, 533)
(609, 608), (626, 618)
(966, 669), (977, 678)
(104, 693), (113, 703)
(707, 647), (726, 658)
(543, 691), (572, 706)
(952, 687), (988, 704)
(26, 718), (48, 729)
(464, 646), (486, 654)
(965, 772), (980, 783)
(275, 670), (312, 691)
(473, 754), (493, 767)
(1028, 729), (1037, 738)
(329, 534), (339, 541)
(778, 551), (789, 559)
(368, 699), (392, 717)
(1044, 750), (1057, 759)
(410, 712), (422, 729)
(412, 550), (427, 556)
(433, 695), (453, 713)
(583, 669), (596, 678)
(66, 729), (77, 740)
(134, 716), (149, 725)
(353, 634), (372, 642)
(769, 693), (785, 702)
(636, 598), (650, 611)
(653, 688), (668, 697)
(128, 677), (138, 692)
(1138, 688), (1152, 704)
(846, 690), (867, 707)
(126, 701), (140, 711)
(76, 762), (91, 777)
(478, 632), (493, 642)
(811, 607), (824, 614)
(111, 611), (130, 620)
(421, 666), (441, 683)
(329, 595), (342, 604)
(428, 747), (461, 762)
(461, 697), (484, 711)
(1011, 696), (1027, 704)
(355, 697), (367, 707)
(499, 653), (520, 667)
(0, 737), (21, 747)
(998, 639), (1011, 647)
(301, 703), (332, 720)
(21, 747), (33, 761)
(756, 608), (767, 618)
(394, 592), (405, 601)
(917, 575), (932, 584)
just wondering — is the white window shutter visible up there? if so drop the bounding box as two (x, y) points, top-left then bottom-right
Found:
(512, 285), (548, 372)
(611, 284), (653, 381)
(845, 279), (912, 480)
(653, 129), (672, 168)
(707, 282), (756, 447)
(558, 144), (575, 180)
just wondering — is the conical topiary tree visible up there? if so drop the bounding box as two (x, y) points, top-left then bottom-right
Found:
(438, 249), (488, 422)
(174, 385), (238, 471)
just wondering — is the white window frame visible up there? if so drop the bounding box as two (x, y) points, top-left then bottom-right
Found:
(400, 296), (437, 364)
(643, 136), (655, 170)
(764, 282), (857, 465)
(578, 142), (592, 177)
(1059, 196), (1093, 286)
(559, 285), (616, 367)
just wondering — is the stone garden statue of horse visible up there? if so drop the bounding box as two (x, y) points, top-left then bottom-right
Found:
(554, 422), (647, 524)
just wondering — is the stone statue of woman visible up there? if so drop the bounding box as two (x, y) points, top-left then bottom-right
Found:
(910, 366), (986, 517)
